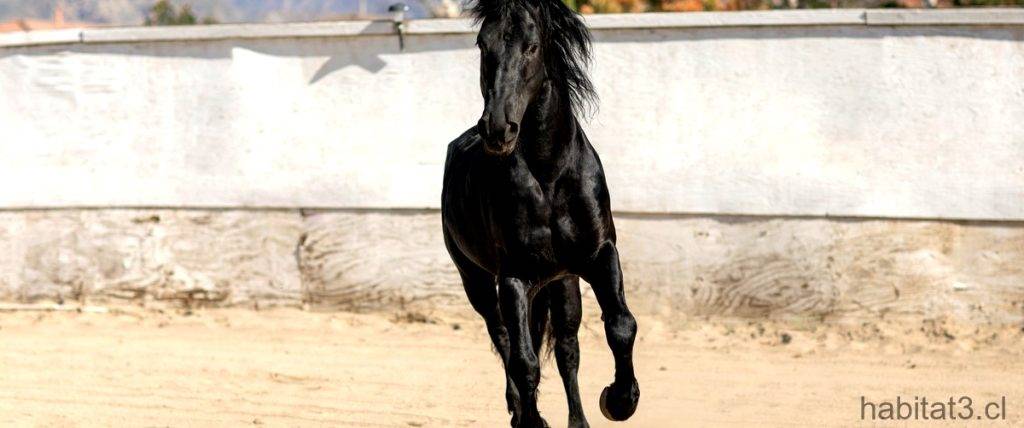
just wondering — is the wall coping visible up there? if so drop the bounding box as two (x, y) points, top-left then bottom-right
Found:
(2, 9), (1023, 48)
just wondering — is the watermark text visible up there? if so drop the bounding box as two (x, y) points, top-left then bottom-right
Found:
(861, 396), (1007, 421)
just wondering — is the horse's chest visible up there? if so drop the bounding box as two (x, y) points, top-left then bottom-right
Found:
(497, 178), (574, 258)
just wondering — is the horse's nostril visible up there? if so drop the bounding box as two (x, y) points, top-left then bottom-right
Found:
(506, 122), (519, 138)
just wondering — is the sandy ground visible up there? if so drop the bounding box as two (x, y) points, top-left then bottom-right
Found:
(1, 305), (1022, 427)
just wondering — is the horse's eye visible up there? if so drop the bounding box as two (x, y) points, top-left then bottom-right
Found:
(525, 43), (539, 55)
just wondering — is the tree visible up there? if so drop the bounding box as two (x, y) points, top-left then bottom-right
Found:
(144, 0), (217, 26)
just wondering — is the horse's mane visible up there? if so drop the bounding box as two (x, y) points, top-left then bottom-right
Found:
(469, 0), (598, 116)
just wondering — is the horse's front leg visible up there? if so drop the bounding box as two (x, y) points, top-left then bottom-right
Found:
(581, 242), (639, 421)
(498, 276), (548, 428)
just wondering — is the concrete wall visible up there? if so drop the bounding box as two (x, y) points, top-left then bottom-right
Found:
(3, 210), (1021, 324)
(1, 10), (1022, 322)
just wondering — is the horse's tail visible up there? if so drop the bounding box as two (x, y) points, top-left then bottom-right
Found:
(529, 287), (556, 363)
(542, 315), (556, 362)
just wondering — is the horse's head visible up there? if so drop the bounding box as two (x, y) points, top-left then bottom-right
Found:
(475, 4), (545, 156)
(472, 0), (596, 156)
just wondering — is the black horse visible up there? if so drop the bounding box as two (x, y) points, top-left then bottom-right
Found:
(441, 0), (639, 426)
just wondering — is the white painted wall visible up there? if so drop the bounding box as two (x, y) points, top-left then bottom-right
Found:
(1, 10), (1022, 220)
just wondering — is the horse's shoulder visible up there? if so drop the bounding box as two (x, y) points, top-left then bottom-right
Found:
(443, 126), (483, 186)
(447, 126), (482, 153)
(444, 126), (484, 171)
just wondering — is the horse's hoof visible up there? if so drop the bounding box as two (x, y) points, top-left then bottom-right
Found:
(568, 417), (590, 428)
(599, 381), (639, 421)
(514, 414), (548, 428)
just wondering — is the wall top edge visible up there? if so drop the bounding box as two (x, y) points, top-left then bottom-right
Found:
(0, 206), (1020, 223)
(1, 9), (1022, 48)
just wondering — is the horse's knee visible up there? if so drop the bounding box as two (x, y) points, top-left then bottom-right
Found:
(603, 311), (637, 351)
(551, 308), (581, 337)
(553, 335), (581, 375)
(509, 352), (541, 388)
(551, 311), (581, 355)
(554, 333), (579, 353)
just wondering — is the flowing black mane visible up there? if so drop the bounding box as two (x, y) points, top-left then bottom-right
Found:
(469, 0), (598, 116)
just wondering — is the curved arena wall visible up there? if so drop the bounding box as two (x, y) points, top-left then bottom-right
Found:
(1, 10), (1022, 322)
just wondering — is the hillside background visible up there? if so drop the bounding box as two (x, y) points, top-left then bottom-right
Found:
(0, 0), (438, 25)
(1, 0), (1021, 26)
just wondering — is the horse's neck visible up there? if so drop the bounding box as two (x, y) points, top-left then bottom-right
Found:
(518, 82), (578, 183)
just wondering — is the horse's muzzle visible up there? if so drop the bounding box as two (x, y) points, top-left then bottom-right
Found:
(478, 117), (519, 156)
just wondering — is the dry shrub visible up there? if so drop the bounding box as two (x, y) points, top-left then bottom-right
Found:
(579, 0), (649, 13)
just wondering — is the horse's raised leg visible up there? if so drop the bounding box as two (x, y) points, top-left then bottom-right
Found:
(498, 276), (548, 428)
(549, 277), (589, 428)
(581, 242), (639, 421)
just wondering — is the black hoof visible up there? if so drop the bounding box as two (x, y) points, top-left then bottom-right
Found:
(514, 414), (548, 428)
(568, 417), (590, 428)
(599, 381), (639, 421)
